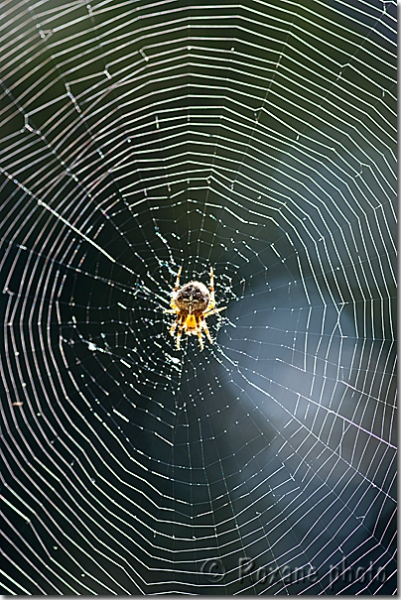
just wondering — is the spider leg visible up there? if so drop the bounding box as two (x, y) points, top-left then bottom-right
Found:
(203, 305), (226, 319)
(202, 321), (213, 345)
(167, 266), (182, 311)
(176, 324), (184, 350)
(174, 266), (182, 292)
(207, 266), (216, 312)
(197, 329), (204, 351)
(169, 319), (178, 337)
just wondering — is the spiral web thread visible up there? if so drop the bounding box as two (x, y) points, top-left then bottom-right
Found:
(0, 0), (396, 595)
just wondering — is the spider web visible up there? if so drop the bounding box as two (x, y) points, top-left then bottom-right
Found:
(0, 0), (397, 595)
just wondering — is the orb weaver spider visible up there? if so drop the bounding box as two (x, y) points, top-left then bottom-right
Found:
(164, 267), (226, 350)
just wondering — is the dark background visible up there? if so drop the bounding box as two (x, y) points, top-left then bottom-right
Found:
(0, 0), (397, 594)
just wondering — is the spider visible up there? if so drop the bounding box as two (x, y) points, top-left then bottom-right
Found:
(164, 267), (226, 350)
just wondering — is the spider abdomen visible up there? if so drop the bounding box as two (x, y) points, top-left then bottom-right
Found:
(175, 282), (209, 313)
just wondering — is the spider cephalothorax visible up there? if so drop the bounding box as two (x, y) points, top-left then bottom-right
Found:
(164, 267), (226, 350)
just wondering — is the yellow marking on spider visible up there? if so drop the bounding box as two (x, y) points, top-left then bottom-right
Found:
(186, 315), (197, 329)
